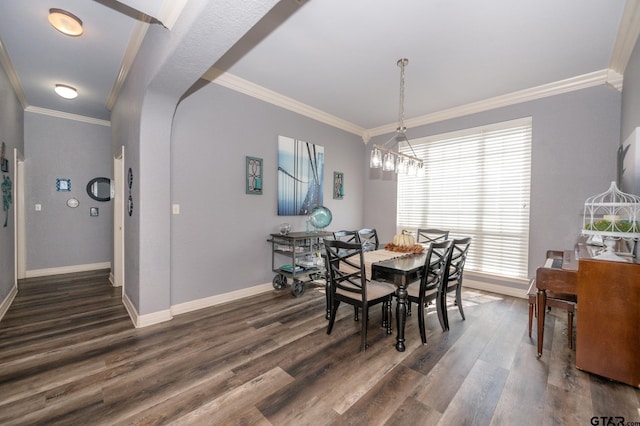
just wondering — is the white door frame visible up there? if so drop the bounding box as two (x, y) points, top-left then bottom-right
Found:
(112, 146), (125, 290)
(14, 148), (25, 282)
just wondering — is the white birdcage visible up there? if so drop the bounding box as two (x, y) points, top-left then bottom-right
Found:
(582, 181), (640, 261)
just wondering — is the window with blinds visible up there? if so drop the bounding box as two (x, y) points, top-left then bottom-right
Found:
(397, 117), (532, 280)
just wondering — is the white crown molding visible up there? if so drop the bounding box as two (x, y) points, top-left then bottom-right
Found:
(107, 21), (150, 111)
(0, 37), (28, 110)
(607, 69), (624, 91)
(25, 106), (111, 127)
(203, 67), (622, 145)
(203, 68), (365, 137)
(366, 69), (618, 140)
(609, 0), (640, 75)
(157, 0), (189, 30)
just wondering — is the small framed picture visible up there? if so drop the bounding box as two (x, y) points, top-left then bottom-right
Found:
(333, 171), (344, 199)
(1, 158), (8, 173)
(90, 207), (99, 217)
(246, 156), (263, 195)
(56, 178), (71, 192)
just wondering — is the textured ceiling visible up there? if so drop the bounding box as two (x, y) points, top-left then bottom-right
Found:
(0, 0), (631, 130)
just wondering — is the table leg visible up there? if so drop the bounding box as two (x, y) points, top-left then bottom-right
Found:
(325, 278), (331, 320)
(395, 285), (407, 352)
(536, 289), (546, 358)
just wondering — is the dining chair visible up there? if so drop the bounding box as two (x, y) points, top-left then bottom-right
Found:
(416, 228), (449, 244)
(441, 237), (472, 330)
(358, 228), (379, 252)
(333, 230), (361, 244)
(331, 230), (362, 320)
(324, 239), (395, 351)
(406, 239), (454, 344)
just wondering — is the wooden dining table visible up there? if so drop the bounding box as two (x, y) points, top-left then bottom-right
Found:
(323, 246), (428, 351)
(368, 249), (427, 352)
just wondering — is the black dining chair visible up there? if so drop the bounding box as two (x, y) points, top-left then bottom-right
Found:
(333, 230), (361, 244)
(330, 230), (362, 320)
(357, 228), (379, 252)
(416, 228), (449, 244)
(324, 239), (395, 351)
(406, 239), (454, 344)
(441, 237), (472, 330)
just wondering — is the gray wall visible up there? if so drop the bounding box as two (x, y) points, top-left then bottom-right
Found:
(170, 83), (364, 304)
(24, 112), (112, 270)
(364, 85), (621, 283)
(621, 38), (640, 143)
(0, 63), (24, 301)
(110, 0), (281, 315)
(620, 37), (640, 196)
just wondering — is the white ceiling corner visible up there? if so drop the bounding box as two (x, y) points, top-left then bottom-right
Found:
(0, 1), (634, 131)
(0, 37), (27, 109)
(156, 0), (189, 30)
(609, 0), (640, 74)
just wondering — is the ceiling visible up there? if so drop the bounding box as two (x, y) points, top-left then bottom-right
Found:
(0, 0), (637, 137)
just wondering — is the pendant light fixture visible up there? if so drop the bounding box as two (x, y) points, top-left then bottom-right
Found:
(370, 58), (424, 176)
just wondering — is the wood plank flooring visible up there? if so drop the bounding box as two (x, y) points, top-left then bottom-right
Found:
(0, 270), (639, 425)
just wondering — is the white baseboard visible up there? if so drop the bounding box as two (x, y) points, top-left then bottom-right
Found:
(122, 282), (273, 328)
(122, 291), (173, 328)
(463, 278), (528, 299)
(171, 282), (274, 316)
(0, 284), (17, 322)
(26, 262), (111, 278)
(108, 272), (122, 287)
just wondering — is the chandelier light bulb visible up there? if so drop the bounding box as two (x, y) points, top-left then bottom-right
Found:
(369, 58), (424, 177)
(407, 159), (417, 176)
(383, 152), (395, 171)
(370, 147), (382, 168)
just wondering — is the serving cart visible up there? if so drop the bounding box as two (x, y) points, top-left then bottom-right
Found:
(267, 231), (332, 297)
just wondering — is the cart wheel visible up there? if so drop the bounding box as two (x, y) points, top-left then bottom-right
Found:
(272, 274), (287, 290)
(291, 280), (305, 297)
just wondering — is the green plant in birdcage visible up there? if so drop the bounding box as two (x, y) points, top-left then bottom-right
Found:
(585, 219), (640, 233)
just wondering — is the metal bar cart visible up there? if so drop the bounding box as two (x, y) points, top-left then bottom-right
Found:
(267, 231), (332, 297)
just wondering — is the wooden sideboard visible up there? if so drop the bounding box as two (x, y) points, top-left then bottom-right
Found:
(575, 245), (640, 388)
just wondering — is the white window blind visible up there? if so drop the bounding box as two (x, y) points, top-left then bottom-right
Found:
(397, 117), (532, 280)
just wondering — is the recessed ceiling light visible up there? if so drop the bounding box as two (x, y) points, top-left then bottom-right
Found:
(48, 8), (83, 37)
(55, 84), (78, 99)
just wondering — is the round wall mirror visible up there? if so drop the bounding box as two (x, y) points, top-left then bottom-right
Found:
(87, 177), (113, 202)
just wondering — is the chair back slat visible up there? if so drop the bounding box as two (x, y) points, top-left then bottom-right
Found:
(358, 228), (379, 252)
(324, 239), (367, 298)
(419, 239), (454, 299)
(416, 228), (449, 244)
(333, 230), (361, 244)
(447, 237), (472, 282)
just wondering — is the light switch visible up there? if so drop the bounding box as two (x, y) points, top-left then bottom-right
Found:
(172, 204), (180, 215)
(35, 204), (42, 211)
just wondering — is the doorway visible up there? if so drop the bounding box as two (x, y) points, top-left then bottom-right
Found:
(14, 149), (25, 282)
(112, 146), (125, 291)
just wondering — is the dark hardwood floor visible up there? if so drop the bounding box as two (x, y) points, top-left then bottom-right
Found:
(0, 270), (638, 425)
